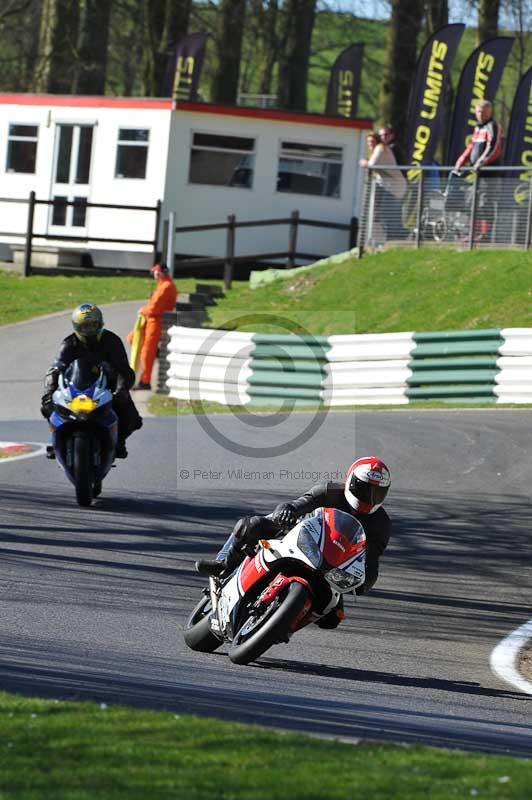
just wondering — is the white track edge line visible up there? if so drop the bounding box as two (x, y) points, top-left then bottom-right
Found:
(0, 442), (46, 465)
(490, 620), (532, 695)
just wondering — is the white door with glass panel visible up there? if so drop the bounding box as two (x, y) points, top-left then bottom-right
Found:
(48, 124), (94, 235)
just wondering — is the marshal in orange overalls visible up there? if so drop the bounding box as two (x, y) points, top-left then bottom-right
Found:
(130, 264), (177, 388)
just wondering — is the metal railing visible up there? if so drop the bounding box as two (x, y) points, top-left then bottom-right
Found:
(358, 166), (532, 253)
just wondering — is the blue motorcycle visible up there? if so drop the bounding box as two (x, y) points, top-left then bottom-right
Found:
(48, 358), (118, 506)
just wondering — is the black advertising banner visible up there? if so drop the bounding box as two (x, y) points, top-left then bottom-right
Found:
(505, 67), (532, 205)
(324, 44), (364, 118)
(405, 23), (465, 180)
(447, 37), (514, 165)
(161, 32), (208, 102)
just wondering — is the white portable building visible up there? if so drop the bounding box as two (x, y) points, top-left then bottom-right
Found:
(0, 93), (372, 270)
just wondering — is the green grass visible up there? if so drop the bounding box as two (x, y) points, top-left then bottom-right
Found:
(0, 691), (530, 800)
(0, 269), (201, 326)
(3, 250), (531, 335)
(207, 249), (532, 335)
(150, 396), (532, 416)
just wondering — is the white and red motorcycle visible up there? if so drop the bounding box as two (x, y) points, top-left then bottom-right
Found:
(184, 507), (366, 665)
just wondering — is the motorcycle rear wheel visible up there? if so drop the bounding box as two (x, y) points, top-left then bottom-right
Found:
(229, 582), (309, 666)
(74, 436), (93, 507)
(184, 593), (223, 653)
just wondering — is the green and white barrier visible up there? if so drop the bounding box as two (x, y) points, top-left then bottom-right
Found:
(166, 326), (532, 406)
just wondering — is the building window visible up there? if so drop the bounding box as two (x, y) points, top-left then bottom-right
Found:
(277, 141), (343, 198)
(6, 124), (38, 174)
(188, 132), (256, 188)
(115, 128), (149, 179)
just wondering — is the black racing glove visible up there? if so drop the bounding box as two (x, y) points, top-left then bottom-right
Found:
(113, 386), (129, 404)
(273, 503), (298, 528)
(40, 391), (54, 419)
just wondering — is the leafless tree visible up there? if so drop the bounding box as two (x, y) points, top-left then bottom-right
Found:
(211, 0), (247, 103)
(478, 0), (500, 43)
(141, 0), (191, 97)
(278, 0), (318, 111)
(33, 0), (80, 93)
(75, 0), (113, 94)
(379, 0), (424, 143)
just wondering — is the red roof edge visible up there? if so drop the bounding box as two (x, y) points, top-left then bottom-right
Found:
(0, 94), (173, 109)
(0, 93), (373, 129)
(175, 99), (373, 129)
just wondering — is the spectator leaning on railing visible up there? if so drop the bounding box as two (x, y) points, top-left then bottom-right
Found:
(454, 100), (503, 174)
(360, 131), (408, 244)
(454, 100), (503, 241)
(378, 124), (406, 167)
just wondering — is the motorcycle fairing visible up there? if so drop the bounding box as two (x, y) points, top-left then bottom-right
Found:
(214, 507), (366, 638)
(48, 362), (118, 484)
(262, 507), (366, 578)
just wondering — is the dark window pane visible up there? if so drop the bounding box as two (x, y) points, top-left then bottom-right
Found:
(9, 124), (38, 138)
(189, 150), (254, 188)
(118, 129), (149, 142)
(76, 127), (93, 184)
(56, 125), (73, 183)
(6, 140), (37, 173)
(277, 157), (342, 198)
(277, 142), (343, 198)
(115, 145), (148, 178)
(192, 133), (254, 151)
(52, 196), (68, 226)
(72, 197), (87, 227)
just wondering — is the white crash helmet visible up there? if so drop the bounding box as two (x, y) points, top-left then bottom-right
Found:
(344, 457), (391, 515)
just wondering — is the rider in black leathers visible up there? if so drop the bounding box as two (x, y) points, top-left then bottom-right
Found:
(196, 457), (392, 629)
(41, 303), (142, 458)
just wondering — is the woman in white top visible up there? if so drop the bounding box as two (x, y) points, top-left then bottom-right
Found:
(360, 132), (407, 243)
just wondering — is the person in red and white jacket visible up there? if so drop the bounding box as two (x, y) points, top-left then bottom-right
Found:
(455, 100), (503, 173)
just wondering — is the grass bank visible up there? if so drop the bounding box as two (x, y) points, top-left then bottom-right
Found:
(148, 395), (527, 416)
(0, 691), (530, 800)
(0, 269), (201, 326)
(207, 249), (532, 335)
(2, 249), (531, 334)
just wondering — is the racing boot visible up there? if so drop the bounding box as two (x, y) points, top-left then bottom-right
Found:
(115, 436), (128, 459)
(195, 542), (246, 578)
(195, 559), (226, 577)
(316, 596), (345, 629)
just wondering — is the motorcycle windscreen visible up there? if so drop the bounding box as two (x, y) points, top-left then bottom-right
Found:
(296, 516), (324, 568)
(65, 357), (101, 393)
(321, 507), (366, 569)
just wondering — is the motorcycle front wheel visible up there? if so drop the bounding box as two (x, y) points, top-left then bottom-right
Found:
(74, 435), (93, 507)
(229, 582), (310, 666)
(184, 593), (223, 653)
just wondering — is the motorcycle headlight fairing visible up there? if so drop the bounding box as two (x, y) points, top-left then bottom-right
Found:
(324, 567), (361, 593)
(69, 395), (97, 414)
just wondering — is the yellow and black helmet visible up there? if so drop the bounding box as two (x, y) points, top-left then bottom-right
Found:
(72, 303), (104, 343)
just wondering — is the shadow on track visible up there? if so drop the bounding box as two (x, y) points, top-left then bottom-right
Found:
(0, 635), (530, 758)
(255, 657), (523, 700)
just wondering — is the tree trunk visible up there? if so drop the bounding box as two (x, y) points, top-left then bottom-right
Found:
(259, 0), (279, 95)
(277, 0), (317, 111)
(142, 0), (191, 97)
(426, 0), (448, 34)
(478, 0), (500, 44)
(378, 0), (424, 147)
(75, 0), (113, 94)
(211, 0), (247, 104)
(33, 0), (79, 93)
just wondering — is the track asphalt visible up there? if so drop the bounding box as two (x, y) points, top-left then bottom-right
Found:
(1, 307), (531, 756)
